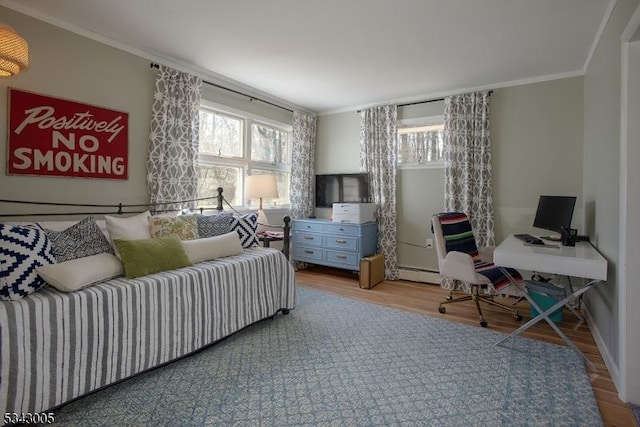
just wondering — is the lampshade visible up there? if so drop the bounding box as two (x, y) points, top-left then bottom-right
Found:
(245, 174), (278, 206)
(245, 174), (278, 234)
(0, 24), (29, 77)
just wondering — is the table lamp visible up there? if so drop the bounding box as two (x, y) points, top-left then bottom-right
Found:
(245, 174), (278, 234)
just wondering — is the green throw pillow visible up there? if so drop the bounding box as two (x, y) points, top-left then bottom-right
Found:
(113, 236), (192, 279)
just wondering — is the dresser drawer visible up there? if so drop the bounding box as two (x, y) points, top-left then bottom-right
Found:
(325, 234), (359, 252)
(292, 231), (324, 247)
(290, 219), (377, 272)
(325, 223), (360, 236)
(292, 221), (325, 233)
(325, 250), (359, 267)
(292, 245), (325, 261)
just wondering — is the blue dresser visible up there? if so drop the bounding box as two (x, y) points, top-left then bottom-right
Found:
(291, 219), (378, 271)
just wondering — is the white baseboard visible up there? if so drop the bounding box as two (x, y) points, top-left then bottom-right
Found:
(398, 266), (440, 284)
(582, 304), (623, 401)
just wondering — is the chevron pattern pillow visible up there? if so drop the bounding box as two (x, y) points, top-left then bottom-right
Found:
(230, 213), (258, 248)
(0, 223), (56, 301)
(43, 216), (114, 263)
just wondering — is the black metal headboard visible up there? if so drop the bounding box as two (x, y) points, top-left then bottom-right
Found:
(0, 187), (291, 259)
(0, 187), (226, 218)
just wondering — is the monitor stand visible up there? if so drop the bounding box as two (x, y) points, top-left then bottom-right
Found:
(541, 235), (562, 242)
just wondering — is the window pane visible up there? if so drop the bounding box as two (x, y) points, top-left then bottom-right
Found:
(398, 124), (444, 164)
(199, 110), (243, 157)
(251, 123), (291, 164)
(251, 169), (290, 208)
(197, 163), (243, 207)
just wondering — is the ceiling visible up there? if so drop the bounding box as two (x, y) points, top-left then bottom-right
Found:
(1, 0), (612, 114)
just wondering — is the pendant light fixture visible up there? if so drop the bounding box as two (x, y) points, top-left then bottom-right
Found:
(0, 24), (29, 77)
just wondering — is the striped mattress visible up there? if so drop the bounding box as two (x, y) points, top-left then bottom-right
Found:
(0, 247), (295, 418)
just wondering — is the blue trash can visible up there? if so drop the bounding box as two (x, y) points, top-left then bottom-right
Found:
(524, 280), (565, 323)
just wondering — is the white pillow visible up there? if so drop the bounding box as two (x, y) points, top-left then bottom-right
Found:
(181, 231), (244, 264)
(105, 211), (151, 256)
(37, 253), (124, 292)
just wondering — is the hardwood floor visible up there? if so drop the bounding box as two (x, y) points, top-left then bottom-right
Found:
(295, 266), (636, 427)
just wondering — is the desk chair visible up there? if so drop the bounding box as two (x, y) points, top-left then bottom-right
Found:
(432, 212), (523, 327)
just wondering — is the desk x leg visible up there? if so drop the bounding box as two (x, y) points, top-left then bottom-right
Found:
(495, 268), (599, 372)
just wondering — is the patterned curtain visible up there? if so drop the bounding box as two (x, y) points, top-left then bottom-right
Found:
(443, 91), (494, 247)
(290, 111), (317, 219)
(360, 105), (398, 280)
(148, 65), (202, 212)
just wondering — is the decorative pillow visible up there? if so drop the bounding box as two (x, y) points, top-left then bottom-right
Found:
(230, 213), (258, 248)
(43, 216), (114, 263)
(149, 215), (199, 240)
(37, 253), (123, 292)
(195, 213), (233, 238)
(0, 223), (56, 301)
(113, 236), (192, 279)
(105, 211), (152, 256)
(181, 231), (244, 264)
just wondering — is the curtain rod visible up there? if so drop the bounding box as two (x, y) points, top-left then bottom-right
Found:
(150, 63), (294, 114)
(399, 90), (493, 108)
(357, 90), (493, 113)
(398, 97), (444, 107)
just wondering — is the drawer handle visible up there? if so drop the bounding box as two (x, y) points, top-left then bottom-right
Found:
(335, 239), (347, 244)
(304, 236), (315, 240)
(336, 255), (347, 259)
(304, 250), (315, 254)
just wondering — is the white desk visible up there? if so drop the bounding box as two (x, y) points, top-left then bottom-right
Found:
(494, 235), (607, 281)
(493, 234), (607, 370)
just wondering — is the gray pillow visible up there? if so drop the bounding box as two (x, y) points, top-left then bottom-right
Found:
(43, 216), (114, 262)
(195, 213), (233, 238)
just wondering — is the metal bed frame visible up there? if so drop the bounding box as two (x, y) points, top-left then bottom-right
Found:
(0, 187), (291, 258)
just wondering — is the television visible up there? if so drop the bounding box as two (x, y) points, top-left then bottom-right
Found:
(533, 195), (577, 236)
(315, 173), (370, 207)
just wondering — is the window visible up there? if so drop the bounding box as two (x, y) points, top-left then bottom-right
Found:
(197, 102), (292, 209)
(397, 115), (445, 168)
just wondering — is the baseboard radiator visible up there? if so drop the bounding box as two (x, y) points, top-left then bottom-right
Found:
(398, 266), (524, 300)
(397, 265), (441, 284)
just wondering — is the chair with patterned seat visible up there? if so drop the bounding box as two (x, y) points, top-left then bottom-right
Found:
(432, 212), (523, 327)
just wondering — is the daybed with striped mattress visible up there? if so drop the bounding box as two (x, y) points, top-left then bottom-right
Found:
(0, 247), (295, 418)
(0, 194), (295, 421)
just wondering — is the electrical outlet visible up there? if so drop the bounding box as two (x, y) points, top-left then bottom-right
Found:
(425, 238), (433, 249)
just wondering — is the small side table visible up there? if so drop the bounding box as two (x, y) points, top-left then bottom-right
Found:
(257, 231), (284, 248)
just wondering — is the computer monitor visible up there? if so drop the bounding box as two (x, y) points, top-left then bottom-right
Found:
(533, 195), (577, 237)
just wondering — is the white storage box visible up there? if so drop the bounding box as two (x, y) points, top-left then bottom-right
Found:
(332, 203), (376, 224)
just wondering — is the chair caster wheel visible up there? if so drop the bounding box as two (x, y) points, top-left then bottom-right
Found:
(446, 296), (453, 301)
(515, 314), (523, 321)
(438, 306), (446, 314)
(480, 320), (488, 327)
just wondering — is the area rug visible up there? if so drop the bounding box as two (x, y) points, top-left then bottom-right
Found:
(631, 403), (640, 426)
(50, 286), (602, 426)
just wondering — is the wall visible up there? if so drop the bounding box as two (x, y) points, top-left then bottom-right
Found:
(0, 6), (154, 215)
(201, 85), (292, 126)
(624, 37), (640, 404)
(315, 77), (584, 274)
(583, 0), (640, 402)
(491, 78), (584, 242)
